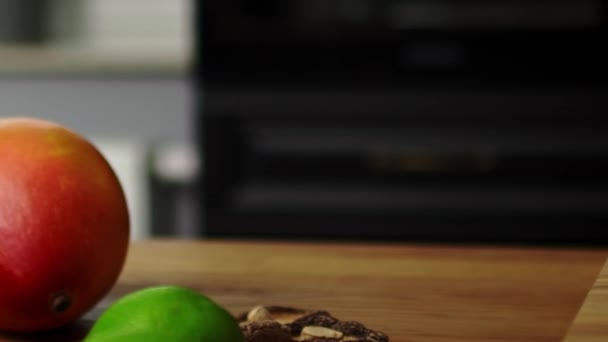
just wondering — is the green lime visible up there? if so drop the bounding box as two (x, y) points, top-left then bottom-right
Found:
(84, 286), (244, 342)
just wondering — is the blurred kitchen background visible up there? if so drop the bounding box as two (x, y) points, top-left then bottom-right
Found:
(2, 0), (608, 243)
(0, 0), (194, 240)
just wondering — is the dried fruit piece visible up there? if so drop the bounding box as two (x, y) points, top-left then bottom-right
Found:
(240, 321), (292, 342)
(332, 321), (367, 336)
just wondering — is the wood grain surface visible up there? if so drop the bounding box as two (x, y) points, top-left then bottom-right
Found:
(1, 240), (606, 342)
(565, 259), (608, 341)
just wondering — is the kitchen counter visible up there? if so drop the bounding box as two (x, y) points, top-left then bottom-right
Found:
(1, 239), (606, 341)
(565, 259), (608, 341)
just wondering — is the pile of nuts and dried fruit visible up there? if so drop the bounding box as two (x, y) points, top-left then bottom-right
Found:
(238, 305), (389, 342)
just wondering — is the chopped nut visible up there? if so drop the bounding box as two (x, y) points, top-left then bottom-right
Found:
(343, 337), (361, 341)
(301, 326), (344, 340)
(247, 305), (272, 322)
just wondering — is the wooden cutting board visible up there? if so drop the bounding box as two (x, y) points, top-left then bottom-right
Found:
(564, 259), (608, 341)
(0, 240), (606, 341)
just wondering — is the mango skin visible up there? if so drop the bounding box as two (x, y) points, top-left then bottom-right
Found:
(0, 118), (130, 332)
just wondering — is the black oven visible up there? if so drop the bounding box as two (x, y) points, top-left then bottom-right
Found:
(197, 0), (608, 243)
